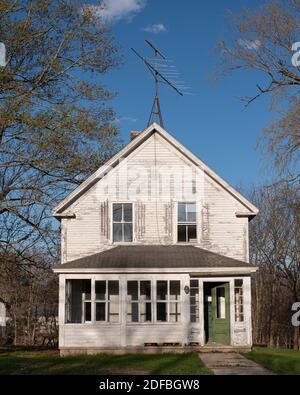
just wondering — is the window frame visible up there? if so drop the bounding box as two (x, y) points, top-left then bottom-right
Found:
(126, 280), (153, 324)
(95, 280), (120, 324)
(111, 202), (134, 244)
(156, 280), (182, 323)
(177, 202), (198, 244)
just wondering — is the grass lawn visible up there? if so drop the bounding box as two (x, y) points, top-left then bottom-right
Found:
(243, 347), (300, 375)
(0, 348), (212, 375)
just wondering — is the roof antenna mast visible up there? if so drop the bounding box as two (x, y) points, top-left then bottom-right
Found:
(131, 40), (184, 128)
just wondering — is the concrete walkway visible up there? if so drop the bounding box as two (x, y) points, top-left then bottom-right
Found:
(199, 353), (274, 375)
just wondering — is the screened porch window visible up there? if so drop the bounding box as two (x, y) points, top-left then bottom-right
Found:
(65, 279), (91, 324)
(190, 279), (200, 323)
(95, 280), (119, 323)
(156, 280), (181, 322)
(127, 281), (152, 323)
(113, 203), (133, 242)
(234, 279), (244, 322)
(177, 203), (197, 243)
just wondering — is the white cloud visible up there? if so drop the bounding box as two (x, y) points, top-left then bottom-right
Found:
(89, 0), (146, 24)
(143, 23), (167, 34)
(116, 116), (138, 123)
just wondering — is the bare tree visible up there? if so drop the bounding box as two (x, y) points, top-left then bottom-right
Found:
(219, 0), (300, 183)
(250, 184), (300, 348)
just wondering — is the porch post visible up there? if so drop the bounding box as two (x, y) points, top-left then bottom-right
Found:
(58, 274), (65, 348)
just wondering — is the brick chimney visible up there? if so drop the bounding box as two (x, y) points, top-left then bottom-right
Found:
(130, 131), (141, 141)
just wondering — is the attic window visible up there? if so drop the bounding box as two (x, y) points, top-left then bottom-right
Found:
(177, 203), (197, 243)
(113, 203), (133, 243)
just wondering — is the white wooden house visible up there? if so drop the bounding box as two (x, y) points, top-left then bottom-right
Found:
(52, 123), (258, 355)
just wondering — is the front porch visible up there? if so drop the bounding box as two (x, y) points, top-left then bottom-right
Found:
(53, 245), (256, 355)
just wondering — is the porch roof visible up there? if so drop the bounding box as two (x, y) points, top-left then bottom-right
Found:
(54, 246), (255, 270)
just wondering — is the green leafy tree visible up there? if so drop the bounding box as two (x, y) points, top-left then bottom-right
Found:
(0, 0), (122, 265)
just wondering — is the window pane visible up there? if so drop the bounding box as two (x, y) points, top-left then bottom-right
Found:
(128, 281), (138, 300)
(123, 203), (132, 222)
(178, 203), (186, 222)
(108, 302), (119, 323)
(84, 302), (91, 322)
(113, 203), (122, 222)
(95, 281), (106, 300)
(157, 302), (167, 322)
(83, 279), (91, 301)
(190, 279), (199, 288)
(128, 302), (139, 322)
(108, 281), (119, 299)
(177, 225), (187, 242)
(108, 281), (119, 322)
(96, 303), (105, 321)
(141, 302), (152, 322)
(157, 281), (167, 300)
(113, 223), (122, 242)
(123, 223), (133, 242)
(140, 281), (151, 300)
(187, 225), (197, 242)
(216, 287), (226, 319)
(187, 203), (196, 222)
(169, 302), (181, 322)
(235, 279), (243, 287)
(170, 281), (180, 300)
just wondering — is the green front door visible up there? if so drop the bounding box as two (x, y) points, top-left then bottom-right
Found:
(204, 283), (230, 344)
(210, 283), (230, 345)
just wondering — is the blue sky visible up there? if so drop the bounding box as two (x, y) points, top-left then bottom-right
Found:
(98, 0), (273, 189)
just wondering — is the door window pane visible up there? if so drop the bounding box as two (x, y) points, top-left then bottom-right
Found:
(216, 287), (226, 319)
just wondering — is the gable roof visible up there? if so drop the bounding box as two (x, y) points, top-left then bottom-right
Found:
(52, 123), (259, 217)
(53, 245), (256, 271)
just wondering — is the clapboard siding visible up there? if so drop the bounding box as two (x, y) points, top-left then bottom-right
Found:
(61, 133), (250, 263)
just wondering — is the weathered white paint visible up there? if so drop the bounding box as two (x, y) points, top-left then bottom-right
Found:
(58, 273), (252, 349)
(58, 131), (254, 263)
(53, 123), (257, 351)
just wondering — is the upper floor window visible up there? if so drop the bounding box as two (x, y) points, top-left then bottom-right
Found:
(113, 203), (133, 242)
(177, 203), (197, 243)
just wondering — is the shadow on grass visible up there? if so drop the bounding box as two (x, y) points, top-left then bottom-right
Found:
(0, 349), (212, 375)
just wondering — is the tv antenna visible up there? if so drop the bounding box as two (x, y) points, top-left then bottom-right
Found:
(131, 40), (188, 128)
